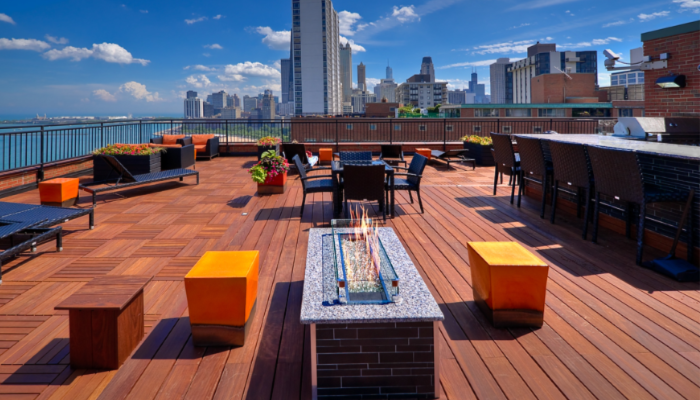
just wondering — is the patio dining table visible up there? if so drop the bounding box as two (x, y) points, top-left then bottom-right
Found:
(330, 160), (395, 218)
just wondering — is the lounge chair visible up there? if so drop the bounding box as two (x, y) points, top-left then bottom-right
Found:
(379, 145), (407, 167)
(150, 136), (196, 170)
(430, 149), (475, 169)
(80, 155), (199, 206)
(191, 135), (220, 160)
(283, 144), (319, 171)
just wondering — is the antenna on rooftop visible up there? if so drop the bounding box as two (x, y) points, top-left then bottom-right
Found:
(552, 66), (573, 80)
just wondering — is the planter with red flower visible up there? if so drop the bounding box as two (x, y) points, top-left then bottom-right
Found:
(250, 150), (290, 195)
(256, 137), (282, 161)
(93, 144), (166, 181)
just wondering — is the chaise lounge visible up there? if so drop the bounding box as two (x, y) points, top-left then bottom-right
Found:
(430, 149), (476, 169)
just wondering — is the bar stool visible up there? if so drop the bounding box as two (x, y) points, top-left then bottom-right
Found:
(549, 141), (595, 239)
(490, 133), (520, 204)
(516, 136), (552, 218)
(587, 146), (694, 265)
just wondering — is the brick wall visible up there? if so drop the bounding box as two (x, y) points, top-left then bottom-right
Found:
(314, 321), (437, 399)
(643, 30), (700, 117)
(0, 157), (92, 196)
(531, 73), (599, 103)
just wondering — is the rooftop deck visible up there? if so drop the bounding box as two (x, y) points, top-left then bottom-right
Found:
(0, 156), (697, 399)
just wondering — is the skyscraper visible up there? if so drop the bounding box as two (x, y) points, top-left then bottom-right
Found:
(339, 42), (353, 103)
(261, 89), (275, 120)
(386, 61), (393, 80)
(292, 0), (342, 116)
(490, 58), (511, 104)
(281, 58), (291, 103)
(211, 90), (227, 110)
(233, 94), (241, 108)
(184, 97), (203, 118)
(420, 57), (435, 83)
(186, 90), (198, 99)
(243, 95), (258, 112)
(357, 62), (366, 91)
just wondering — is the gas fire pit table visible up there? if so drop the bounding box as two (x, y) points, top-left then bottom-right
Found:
(301, 222), (444, 400)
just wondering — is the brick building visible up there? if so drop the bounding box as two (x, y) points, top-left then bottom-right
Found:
(364, 102), (402, 118)
(530, 74), (607, 104)
(641, 21), (699, 117)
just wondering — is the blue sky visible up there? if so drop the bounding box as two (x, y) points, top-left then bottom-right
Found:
(0, 0), (698, 117)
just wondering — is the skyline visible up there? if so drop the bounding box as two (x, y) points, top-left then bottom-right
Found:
(1, 0), (698, 116)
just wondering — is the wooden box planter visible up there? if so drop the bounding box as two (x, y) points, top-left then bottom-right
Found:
(93, 154), (162, 181)
(257, 144), (280, 161)
(463, 142), (495, 166)
(257, 172), (287, 195)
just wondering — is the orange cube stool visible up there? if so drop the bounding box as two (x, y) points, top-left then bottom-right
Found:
(415, 148), (432, 161)
(39, 178), (79, 207)
(467, 242), (549, 328)
(319, 148), (333, 165)
(185, 251), (259, 346)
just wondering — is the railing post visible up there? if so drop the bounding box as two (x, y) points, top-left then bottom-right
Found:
(497, 119), (500, 135)
(550, 119), (553, 132)
(139, 120), (143, 143)
(389, 118), (393, 145)
(100, 123), (104, 147)
(225, 120), (229, 155)
(443, 118), (447, 151)
(335, 119), (339, 152)
(171, 120), (174, 135)
(38, 126), (45, 181)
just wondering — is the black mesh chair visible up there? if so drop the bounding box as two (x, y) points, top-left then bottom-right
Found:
(516, 136), (553, 218)
(549, 141), (595, 239)
(387, 154), (428, 213)
(490, 133), (520, 204)
(339, 151), (372, 163)
(284, 144), (319, 171)
(343, 164), (386, 221)
(587, 146), (694, 265)
(379, 145), (406, 167)
(293, 155), (335, 217)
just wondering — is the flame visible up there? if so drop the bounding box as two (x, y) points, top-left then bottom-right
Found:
(342, 206), (382, 291)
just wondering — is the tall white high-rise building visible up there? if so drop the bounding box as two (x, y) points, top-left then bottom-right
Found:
(420, 57), (435, 83)
(184, 97), (203, 119)
(292, 0), (342, 116)
(386, 62), (393, 80)
(374, 78), (397, 102)
(490, 58), (511, 104)
(339, 42), (353, 103)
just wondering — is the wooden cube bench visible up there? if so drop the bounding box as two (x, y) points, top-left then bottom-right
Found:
(319, 148), (333, 165)
(39, 178), (79, 207)
(415, 148), (432, 161)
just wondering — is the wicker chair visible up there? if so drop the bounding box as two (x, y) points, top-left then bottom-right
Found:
(343, 164), (386, 221)
(293, 155), (335, 217)
(387, 154), (428, 213)
(339, 151), (372, 163)
(549, 141), (595, 239)
(490, 133), (520, 204)
(379, 145), (406, 167)
(587, 146), (694, 265)
(516, 136), (553, 218)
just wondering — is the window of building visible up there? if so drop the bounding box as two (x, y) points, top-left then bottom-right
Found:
(445, 125), (453, 132)
(346, 124), (353, 130)
(572, 108), (611, 118)
(533, 126), (543, 133)
(619, 75), (626, 85)
(538, 109), (566, 117)
(474, 109), (499, 117)
(628, 75), (636, 84)
(419, 125), (427, 131)
(611, 76), (618, 86)
(502, 126), (512, 134)
(638, 73), (644, 84)
(505, 109), (531, 117)
(619, 108), (634, 117)
(473, 126), (481, 133)
(394, 124), (401, 131)
(370, 124), (377, 131)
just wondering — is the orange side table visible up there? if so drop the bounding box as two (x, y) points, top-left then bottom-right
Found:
(415, 148), (432, 161)
(39, 178), (79, 207)
(185, 251), (259, 346)
(467, 242), (549, 328)
(319, 148), (333, 165)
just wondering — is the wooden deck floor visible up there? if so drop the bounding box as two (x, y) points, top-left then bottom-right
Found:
(0, 156), (698, 400)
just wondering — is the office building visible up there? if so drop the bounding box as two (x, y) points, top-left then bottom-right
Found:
(221, 107), (241, 119)
(281, 58), (292, 103)
(277, 102), (295, 116)
(448, 90), (465, 105)
(186, 90), (198, 99)
(340, 42), (353, 102)
(373, 78), (397, 103)
(292, 0), (342, 116)
(203, 102), (215, 117)
(261, 89), (276, 120)
(211, 90), (227, 114)
(184, 97), (203, 119)
(395, 74), (448, 109)
(490, 58), (511, 104)
(357, 62), (366, 91)
(243, 95), (258, 112)
(420, 57), (435, 83)
(350, 89), (376, 114)
(386, 62), (393, 80)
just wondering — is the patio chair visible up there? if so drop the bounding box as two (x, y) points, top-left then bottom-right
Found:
(293, 155), (335, 217)
(379, 145), (406, 167)
(430, 149), (475, 170)
(150, 136), (196, 170)
(548, 141), (595, 239)
(587, 146), (694, 265)
(80, 155), (199, 206)
(339, 151), (372, 163)
(191, 135), (219, 160)
(490, 133), (520, 204)
(283, 143), (318, 171)
(343, 164), (386, 221)
(387, 154), (428, 213)
(516, 136), (552, 218)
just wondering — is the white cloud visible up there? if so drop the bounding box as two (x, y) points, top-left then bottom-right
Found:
(42, 43), (149, 65)
(439, 59), (502, 69)
(254, 27), (290, 50)
(364, 78), (381, 91)
(43, 46), (93, 61)
(203, 53), (210, 57)
(0, 13), (16, 25)
(638, 11), (670, 21)
(213, 15), (224, 20)
(592, 37), (622, 45)
(472, 40), (534, 55)
(219, 62), (280, 82)
(0, 38), (51, 52)
(186, 74), (212, 88)
(560, 37), (622, 48)
(185, 16), (207, 24)
(338, 11), (362, 36)
(565, 10), (575, 16)
(45, 34), (68, 45)
(140, 10), (148, 14)
(392, 6), (420, 23)
(204, 43), (223, 49)
(339, 36), (366, 53)
(508, 0), (580, 11)
(674, 0), (700, 13)
(188, 65), (215, 71)
(119, 81), (162, 102)
(509, 23), (531, 29)
(603, 20), (628, 27)
(93, 89), (117, 102)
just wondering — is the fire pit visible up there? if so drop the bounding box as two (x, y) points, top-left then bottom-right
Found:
(301, 211), (444, 400)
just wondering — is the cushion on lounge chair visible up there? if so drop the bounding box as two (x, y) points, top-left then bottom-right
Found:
(149, 143), (181, 149)
(192, 135), (215, 145)
(163, 135), (185, 145)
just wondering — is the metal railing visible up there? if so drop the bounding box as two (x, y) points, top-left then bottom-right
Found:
(0, 118), (615, 173)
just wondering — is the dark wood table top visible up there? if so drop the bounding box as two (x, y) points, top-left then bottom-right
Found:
(55, 275), (151, 311)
